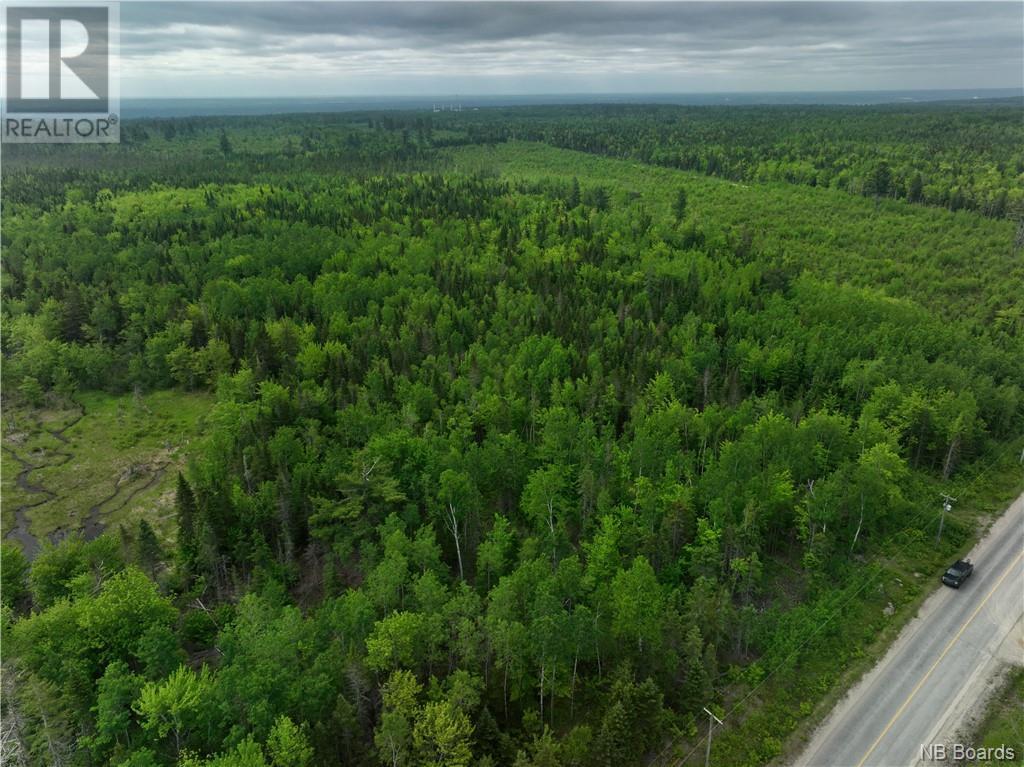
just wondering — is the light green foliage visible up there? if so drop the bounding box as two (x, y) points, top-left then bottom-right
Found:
(2, 104), (1022, 767)
(521, 466), (572, 563)
(610, 556), (664, 654)
(176, 716), (311, 761)
(375, 670), (422, 767)
(450, 103), (1023, 218)
(79, 568), (178, 664)
(28, 534), (123, 608)
(453, 140), (1022, 325)
(412, 701), (474, 767)
(476, 514), (514, 588)
(265, 716), (314, 767)
(366, 611), (433, 673)
(179, 737), (267, 767)
(11, 562), (177, 732)
(135, 665), (213, 755)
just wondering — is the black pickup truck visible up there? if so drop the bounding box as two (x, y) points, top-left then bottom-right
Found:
(941, 559), (974, 588)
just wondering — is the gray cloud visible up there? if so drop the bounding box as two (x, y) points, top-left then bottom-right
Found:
(117, 2), (1024, 97)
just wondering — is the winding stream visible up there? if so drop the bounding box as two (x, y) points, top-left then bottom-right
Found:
(4, 402), (175, 559)
(3, 405), (81, 559)
(2, 446), (57, 559)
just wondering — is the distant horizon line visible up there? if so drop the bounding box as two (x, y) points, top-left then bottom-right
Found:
(123, 87), (1021, 101)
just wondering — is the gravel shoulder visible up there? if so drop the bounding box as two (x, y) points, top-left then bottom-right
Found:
(794, 492), (1024, 767)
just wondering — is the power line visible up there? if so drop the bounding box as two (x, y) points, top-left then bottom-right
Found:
(936, 493), (956, 544)
(651, 439), (1023, 767)
(702, 707), (723, 767)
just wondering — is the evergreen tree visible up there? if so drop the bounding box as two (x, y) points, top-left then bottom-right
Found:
(137, 518), (163, 577)
(673, 187), (688, 223)
(175, 473), (198, 570)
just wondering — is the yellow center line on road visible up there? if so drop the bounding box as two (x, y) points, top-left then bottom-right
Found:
(854, 549), (1024, 767)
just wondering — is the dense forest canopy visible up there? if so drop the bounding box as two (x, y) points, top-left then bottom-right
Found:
(6, 99), (1024, 218)
(430, 100), (1024, 218)
(2, 101), (1022, 767)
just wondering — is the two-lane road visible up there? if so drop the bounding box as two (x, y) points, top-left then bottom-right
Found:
(795, 492), (1024, 767)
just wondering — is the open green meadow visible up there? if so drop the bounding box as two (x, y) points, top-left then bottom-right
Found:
(2, 391), (211, 555)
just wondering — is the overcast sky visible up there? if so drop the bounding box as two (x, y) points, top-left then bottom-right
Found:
(117, 2), (1024, 97)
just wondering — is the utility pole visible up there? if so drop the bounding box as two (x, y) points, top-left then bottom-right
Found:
(702, 707), (723, 767)
(936, 494), (956, 543)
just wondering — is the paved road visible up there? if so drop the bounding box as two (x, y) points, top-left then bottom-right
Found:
(794, 492), (1024, 767)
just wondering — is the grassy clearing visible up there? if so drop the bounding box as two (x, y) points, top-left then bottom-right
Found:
(1, 389), (211, 554)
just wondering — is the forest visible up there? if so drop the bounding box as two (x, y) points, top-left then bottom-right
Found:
(394, 101), (1024, 218)
(1, 101), (1023, 767)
